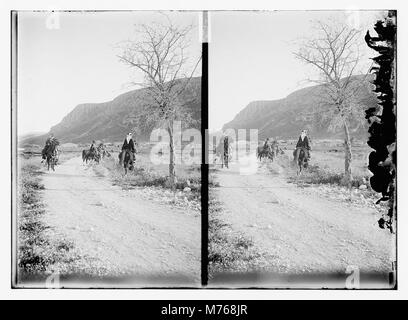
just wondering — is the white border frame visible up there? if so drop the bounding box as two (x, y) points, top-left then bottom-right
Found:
(1, 0), (407, 300)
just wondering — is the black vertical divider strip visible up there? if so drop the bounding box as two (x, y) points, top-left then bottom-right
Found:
(201, 42), (209, 286)
(11, 11), (18, 288)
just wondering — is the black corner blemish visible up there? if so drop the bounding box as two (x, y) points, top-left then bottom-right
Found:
(364, 10), (397, 233)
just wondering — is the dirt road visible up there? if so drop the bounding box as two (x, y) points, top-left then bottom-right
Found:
(40, 156), (200, 286)
(213, 153), (395, 284)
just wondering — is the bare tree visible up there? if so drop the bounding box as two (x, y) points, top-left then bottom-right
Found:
(117, 18), (201, 186)
(294, 20), (369, 186)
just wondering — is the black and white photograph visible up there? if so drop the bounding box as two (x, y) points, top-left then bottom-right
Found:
(208, 10), (397, 288)
(12, 11), (202, 287)
(3, 0), (406, 303)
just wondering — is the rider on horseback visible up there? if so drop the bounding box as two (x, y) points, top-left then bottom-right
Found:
(294, 129), (311, 161)
(263, 138), (271, 151)
(41, 133), (59, 162)
(121, 132), (136, 163)
(90, 140), (97, 153)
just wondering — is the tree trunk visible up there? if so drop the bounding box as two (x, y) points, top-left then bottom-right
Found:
(168, 122), (176, 187)
(343, 121), (353, 187)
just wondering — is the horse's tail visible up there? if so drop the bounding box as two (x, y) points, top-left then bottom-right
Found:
(82, 150), (86, 161)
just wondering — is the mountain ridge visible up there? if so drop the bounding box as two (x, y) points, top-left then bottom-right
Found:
(21, 77), (201, 146)
(222, 74), (376, 140)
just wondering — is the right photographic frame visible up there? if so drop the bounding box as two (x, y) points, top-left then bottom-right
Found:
(207, 10), (397, 289)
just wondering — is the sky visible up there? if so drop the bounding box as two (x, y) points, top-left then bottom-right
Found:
(209, 10), (388, 131)
(17, 11), (201, 136)
(17, 10), (387, 135)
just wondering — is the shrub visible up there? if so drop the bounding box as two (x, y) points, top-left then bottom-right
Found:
(290, 164), (371, 189)
(109, 161), (201, 194)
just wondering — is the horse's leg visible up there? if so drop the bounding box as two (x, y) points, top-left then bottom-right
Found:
(293, 149), (301, 172)
(297, 157), (303, 175)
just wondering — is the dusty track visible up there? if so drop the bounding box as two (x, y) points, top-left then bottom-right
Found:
(40, 156), (200, 286)
(214, 153), (395, 279)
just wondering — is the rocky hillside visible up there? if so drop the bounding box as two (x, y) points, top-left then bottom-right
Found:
(22, 77), (201, 145)
(223, 75), (377, 140)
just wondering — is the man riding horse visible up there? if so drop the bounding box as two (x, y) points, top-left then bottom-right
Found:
(41, 133), (59, 162)
(90, 140), (97, 153)
(120, 132), (136, 164)
(293, 129), (311, 161)
(97, 142), (110, 159)
(257, 137), (276, 161)
(263, 138), (271, 152)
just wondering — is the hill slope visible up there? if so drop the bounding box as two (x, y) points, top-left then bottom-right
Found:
(22, 77), (201, 145)
(222, 75), (377, 140)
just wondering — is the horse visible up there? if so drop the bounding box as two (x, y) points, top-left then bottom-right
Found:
(41, 141), (60, 171)
(82, 148), (100, 164)
(293, 147), (308, 175)
(257, 144), (274, 161)
(213, 141), (231, 169)
(220, 144), (232, 169)
(222, 150), (230, 168)
(44, 145), (58, 171)
(119, 149), (134, 174)
(97, 143), (110, 159)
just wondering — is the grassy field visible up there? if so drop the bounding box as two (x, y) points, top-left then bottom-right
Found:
(99, 143), (201, 194)
(21, 141), (202, 194)
(281, 139), (372, 177)
(276, 139), (374, 189)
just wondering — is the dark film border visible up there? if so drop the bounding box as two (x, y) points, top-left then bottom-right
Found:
(201, 41), (209, 286)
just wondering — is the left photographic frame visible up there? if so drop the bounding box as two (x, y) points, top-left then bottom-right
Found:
(11, 10), (203, 288)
